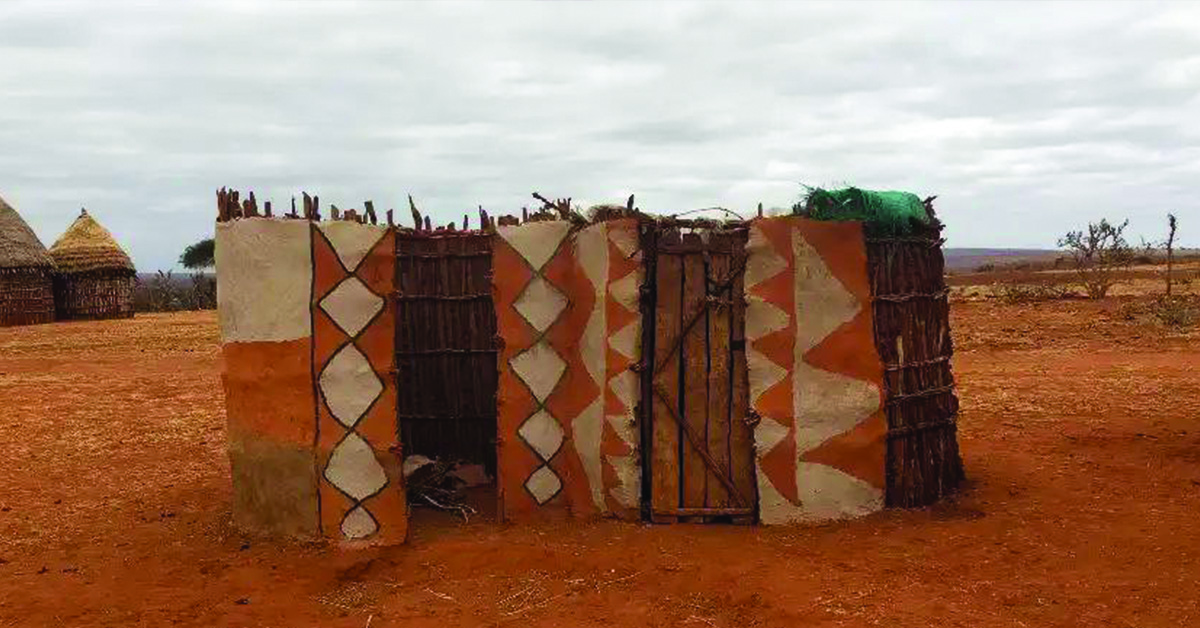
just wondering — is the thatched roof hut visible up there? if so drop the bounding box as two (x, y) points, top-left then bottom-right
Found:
(0, 195), (56, 326)
(49, 209), (136, 320)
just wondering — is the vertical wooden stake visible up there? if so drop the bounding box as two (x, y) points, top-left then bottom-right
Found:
(409, 195), (422, 231)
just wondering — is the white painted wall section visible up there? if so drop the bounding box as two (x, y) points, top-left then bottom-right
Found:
(216, 218), (313, 343)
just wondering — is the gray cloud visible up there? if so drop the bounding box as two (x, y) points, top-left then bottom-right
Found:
(0, 0), (1197, 270)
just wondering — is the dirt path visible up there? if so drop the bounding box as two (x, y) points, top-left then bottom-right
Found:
(0, 305), (1197, 627)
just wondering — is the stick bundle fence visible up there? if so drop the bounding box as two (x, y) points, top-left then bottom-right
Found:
(866, 228), (964, 507)
(394, 230), (498, 474)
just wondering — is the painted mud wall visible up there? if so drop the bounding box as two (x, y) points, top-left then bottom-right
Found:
(218, 217), (406, 543)
(493, 218), (643, 521)
(219, 211), (908, 534)
(743, 217), (888, 524)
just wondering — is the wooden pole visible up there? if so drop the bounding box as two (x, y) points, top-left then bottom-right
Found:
(408, 195), (422, 231)
(1166, 213), (1177, 297)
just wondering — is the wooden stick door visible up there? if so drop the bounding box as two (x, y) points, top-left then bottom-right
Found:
(640, 227), (757, 522)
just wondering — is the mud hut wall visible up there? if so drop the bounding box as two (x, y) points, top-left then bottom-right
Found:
(0, 269), (55, 326)
(742, 217), (888, 524)
(493, 218), (643, 522)
(53, 271), (135, 321)
(217, 217), (405, 544)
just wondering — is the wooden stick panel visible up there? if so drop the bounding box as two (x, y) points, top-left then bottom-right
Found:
(647, 227), (755, 523)
(650, 242), (683, 520)
(706, 237), (732, 511)
(395, 232), (498, 473)
(681, 243), (709, 510)
(866, 235), (962, 508)
(727, 238), (756, 518)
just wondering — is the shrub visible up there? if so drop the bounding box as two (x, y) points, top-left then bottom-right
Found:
(1118, 296), (1198, 329)
(1151, 296), (1197, 329)
(994, 282), (1072, 304)
(1058, 219), (1137, 299)
(133, 271), (216, 313)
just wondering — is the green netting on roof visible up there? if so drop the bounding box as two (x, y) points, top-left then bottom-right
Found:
(798, 187), (932, 236)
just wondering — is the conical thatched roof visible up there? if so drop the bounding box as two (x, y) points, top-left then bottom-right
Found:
(49, 209), (135, 274)
(0, 194), (54, 270)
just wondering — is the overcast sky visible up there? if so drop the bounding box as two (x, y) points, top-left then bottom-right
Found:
(1, 1), (1197, 270)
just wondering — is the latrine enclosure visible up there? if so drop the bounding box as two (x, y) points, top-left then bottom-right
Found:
(216, 188), (962, 545)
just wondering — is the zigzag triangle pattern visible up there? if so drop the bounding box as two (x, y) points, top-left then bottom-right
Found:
(743, 217), (887, 524)
(601, 220), (641, 515)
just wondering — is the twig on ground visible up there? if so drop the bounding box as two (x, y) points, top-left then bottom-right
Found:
(596, 570), (641, 588)
(501, 593), (564, 618)
(424, 587), (456, 603)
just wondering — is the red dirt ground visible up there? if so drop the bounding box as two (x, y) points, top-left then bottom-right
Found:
(1, 303), (1198, 627)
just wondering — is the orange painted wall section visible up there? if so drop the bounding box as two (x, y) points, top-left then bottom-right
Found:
(494, 219), (642, 521)
(222, 338), (315, 446)
(744, 217), (887, 524)
(310, 224), (406, 544)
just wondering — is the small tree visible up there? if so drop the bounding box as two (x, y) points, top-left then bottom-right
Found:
(1057, 219), (1136, 299)
(177, 238), (217, 310)
(179, 238), (215, 270)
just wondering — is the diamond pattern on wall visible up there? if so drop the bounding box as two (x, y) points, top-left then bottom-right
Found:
(317, 221), (385, 272)
(319, 343), (383, 428)
(498, 221), (571, 270)
(514, 275), (567, 333)
(320, 276), (383, 337)
(341, 505), (379, 539)
(525, 464), (563, 505)
(509, 340), (566, 403)
(325, 432), (388, 500)
(518, 409), (565, 460)
(495, 218), (644, 519)
(496, 221), (575, 515)
(311, 223), (401, 542)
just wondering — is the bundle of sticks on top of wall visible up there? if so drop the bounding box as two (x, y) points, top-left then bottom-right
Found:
(215, 188), (386, 226)
(214, 187), (651, 233)
(864, 200), (963, 508)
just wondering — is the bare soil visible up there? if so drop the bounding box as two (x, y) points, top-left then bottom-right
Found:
(1, 305), (1198, 627)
